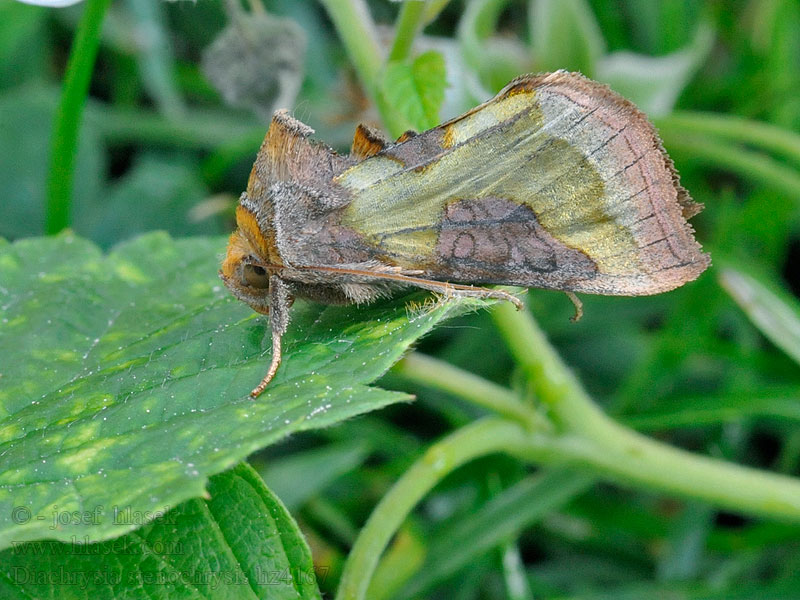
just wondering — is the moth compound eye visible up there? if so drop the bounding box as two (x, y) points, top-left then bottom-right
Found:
(243, 264), (270, 289)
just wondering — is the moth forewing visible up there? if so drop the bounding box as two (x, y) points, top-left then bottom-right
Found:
(332, 71), (709, 296)
(221, 70), (709, 397)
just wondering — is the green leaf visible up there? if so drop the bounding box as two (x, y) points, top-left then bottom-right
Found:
(529, 0), (606, 76)
(0, 462), (324, 599)
(0, 232), (479, 549)
(254, 440), (370, 511)
(382, 50), (447, 131)
(719, 267), (800, 366)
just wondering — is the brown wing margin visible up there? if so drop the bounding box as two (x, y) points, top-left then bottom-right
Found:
(515, 71), (710, 293)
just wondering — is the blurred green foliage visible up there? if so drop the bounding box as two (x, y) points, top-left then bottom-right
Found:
(2, 0), (800, 598)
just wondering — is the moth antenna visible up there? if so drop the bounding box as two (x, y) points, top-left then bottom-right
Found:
(565, 291), (583, 322)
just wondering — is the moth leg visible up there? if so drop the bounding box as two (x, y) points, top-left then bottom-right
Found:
(565, 291), (583, 323)
(297, 265), (524, 310)
(404, 279), (524, 311)
(441, 284), (523, 310)
(251, 276), (293, 398)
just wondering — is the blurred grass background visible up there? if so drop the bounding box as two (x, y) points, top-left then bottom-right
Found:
(3, 0), (800, 597)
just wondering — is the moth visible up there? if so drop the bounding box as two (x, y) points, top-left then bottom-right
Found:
(221, 71), (710, 397)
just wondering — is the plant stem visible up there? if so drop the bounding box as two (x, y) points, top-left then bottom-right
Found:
(45, 0), (111, 235)
(538, 428), (800, 523)
(319, 0), (411, 136)
(340, 304), (800, 599)
(490, 302), (800, 522)
(457, 0), (517, 88)
(657, 111), (800, 167)
(393, 352), (550, 430)
(388, 1), (426, 62)
(319, 0), (382, 93)
(337, 407), (800, 600)
(501, 541), (535, 600)
(490, 302), (611, 438)
(335, 417), (535, 600)
(422, 0), (452, 25)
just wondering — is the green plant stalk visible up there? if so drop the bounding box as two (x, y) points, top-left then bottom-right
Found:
(491, 302), (611, 438)
(457, 0), (509, 75)
(501, 541), (535, 600)
(326, 1), (800, 594)
(340, 307), (800, 599)
(657, 111), (800, 167)
(337, 408), (800, 599)
(490, 302), (800, 521)
(366, 525), (426, 600)
(422, 0), (452, 25)
(335, 417), (536, 600)
(398, 351), (800, 435)
(319, 0), (382, 89)
(393, 352), (550, 429)
(45, 0), (112, 234)
(659, 131), (800, 200)
(537, 429), (800, 521)
(319, 0), (411, 137)
(388, 1), (427, 62)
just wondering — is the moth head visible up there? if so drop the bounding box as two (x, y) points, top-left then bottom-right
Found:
(219, 203), (279, 314)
